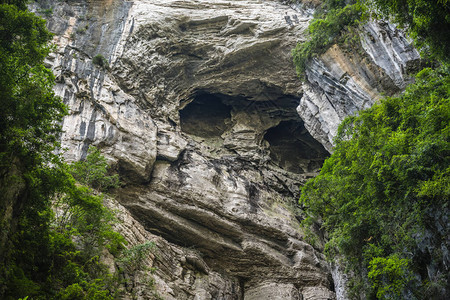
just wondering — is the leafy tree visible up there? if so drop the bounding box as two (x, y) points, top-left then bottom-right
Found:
(0, 0), (27, 10)
(0, 2), (67, 293)
(0, 2), (128, 299)
(300, 67), (449, 298)
(70, 146), (119, 192)
(0, 3), (66, 161)
(2, 155), (127, 299)
(2, 153), (127, 299)
(368, 255), (413, 299)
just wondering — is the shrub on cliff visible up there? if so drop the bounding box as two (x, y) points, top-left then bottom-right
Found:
(293, 1), (363, 76)
(93, 54), (109, 69)
(70, 146), (119, 192)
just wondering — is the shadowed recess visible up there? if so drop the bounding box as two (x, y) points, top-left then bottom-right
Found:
(264, 120), (329, 174)
(180, 93), (232, 138)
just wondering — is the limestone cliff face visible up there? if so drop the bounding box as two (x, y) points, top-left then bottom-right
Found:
(299, 20), (421, 151)
(31, 0), (419, 299)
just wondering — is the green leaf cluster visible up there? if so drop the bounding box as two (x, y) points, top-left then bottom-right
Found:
(92, 54), (109, 69)
(300, 67), (449, 298)
(117, 241), (156, 270)
(0, 4), (68, 290)
(70, 146), (120, 192)
(0, 3), (66, 167)
(0, 2), (156, 299)
(116, 241), (160, 298)
(2, 150), (127, 299)
(368, 255), (413, 299)
(292, 0), (364, 76)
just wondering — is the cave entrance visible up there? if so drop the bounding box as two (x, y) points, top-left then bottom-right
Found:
(180, 93), (232, 138)
(180, 92), (329, 174)
(264, 120), (329, 174)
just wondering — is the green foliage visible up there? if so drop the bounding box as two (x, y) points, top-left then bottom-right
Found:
(364, 0), (450, 62)
(0, 0), (28, 11)
(292, 1), (363, 76)
(93, 54), (109, 69)
(37, 8), (53, 16)
(70, 146), (120, 192)
(368, 255), (413, 299)
(0, 4), (68, 297)
(56, 279), (117, 300)
(0, 2), (137, 299)
(300, 67), (449, 298)
(3, 158), (126, 299)
(117, 241), (156, 270)
(0, 3), (66, 166)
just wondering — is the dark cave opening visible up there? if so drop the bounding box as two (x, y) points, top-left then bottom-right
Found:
(180, 93), (232, 138)
(180, 91), (329, 174)
(264, 120), (329, 174)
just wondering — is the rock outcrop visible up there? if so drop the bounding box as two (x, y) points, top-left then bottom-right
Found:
(298, 20), (421, 151)
(31, 0), (420, 298)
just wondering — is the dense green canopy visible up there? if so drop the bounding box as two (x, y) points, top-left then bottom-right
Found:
(0, 3), (134, 299)
(295, 1), (450, 297)
(0, 3), (66, 166)
(300, 67), (449, 298)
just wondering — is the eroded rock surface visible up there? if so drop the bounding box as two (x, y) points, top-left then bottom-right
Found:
(299, 21), (421, 151)
(31, 0), (419, 298)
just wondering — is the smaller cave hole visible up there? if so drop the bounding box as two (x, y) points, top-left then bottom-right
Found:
(264, 120), (329, 174)
(180, 93), (232, 138)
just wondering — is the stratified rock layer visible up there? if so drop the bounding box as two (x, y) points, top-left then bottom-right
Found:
(32, 0), (419, 298)
(298, 21), (420, 151)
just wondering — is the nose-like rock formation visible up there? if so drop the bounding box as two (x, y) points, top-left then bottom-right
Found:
(32, 0), (420, 298)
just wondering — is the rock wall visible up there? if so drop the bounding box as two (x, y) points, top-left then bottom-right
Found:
(298, 20), (421, 151)
(31, 0), (419, 298)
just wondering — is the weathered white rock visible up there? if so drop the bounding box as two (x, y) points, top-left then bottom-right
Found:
(298, 21), (421, 151)
(245, 282), (301, 300)
(107, 199), (242, 299)
(33, 0), (335, 298)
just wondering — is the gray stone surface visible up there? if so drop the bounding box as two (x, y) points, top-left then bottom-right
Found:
(107, 199), (242, 300)
(298, 20), (420, 151)
(31, 0), (419, 298)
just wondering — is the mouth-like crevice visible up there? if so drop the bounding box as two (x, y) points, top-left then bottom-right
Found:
(180, 92), (232, 138)
(264, 119), (329, 174)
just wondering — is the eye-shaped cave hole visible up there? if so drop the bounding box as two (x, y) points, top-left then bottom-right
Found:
(264, 120), (329, 174)
(180, 93), (232, 138)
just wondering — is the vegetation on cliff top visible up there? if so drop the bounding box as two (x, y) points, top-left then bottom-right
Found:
(293, 0), (450, 76)
(293, 0), (363, 76)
